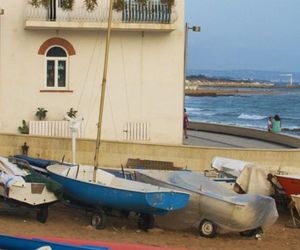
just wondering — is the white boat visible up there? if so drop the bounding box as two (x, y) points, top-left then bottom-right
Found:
(134, 170), (278, 238)
(0, 156), (58, 223)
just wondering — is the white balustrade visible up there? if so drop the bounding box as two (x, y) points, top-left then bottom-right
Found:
(29, 120), (84, 138)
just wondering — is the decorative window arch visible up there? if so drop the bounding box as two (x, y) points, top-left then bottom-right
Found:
(38, 38), (75, 89)
(38, 37), (76, 56)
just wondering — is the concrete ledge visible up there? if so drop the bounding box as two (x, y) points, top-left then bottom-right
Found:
(189, 122), (300, 148)
(25, 20), (176, 32)
(1, 133), (300, 171)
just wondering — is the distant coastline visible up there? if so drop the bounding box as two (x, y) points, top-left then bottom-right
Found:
(185, 74), (300, 96)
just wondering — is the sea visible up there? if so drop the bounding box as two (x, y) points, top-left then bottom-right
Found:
(185, 70), (300, 136)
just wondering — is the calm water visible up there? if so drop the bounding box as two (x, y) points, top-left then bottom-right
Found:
(185, 88), (300, 136)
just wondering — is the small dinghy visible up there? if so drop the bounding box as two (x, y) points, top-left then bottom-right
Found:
(0, 156), (60, 223)
(134, 170), (278, 238)
(47, 164), (189, 230)
(14, 155), (59, 174)
(276, 175), (300, 197)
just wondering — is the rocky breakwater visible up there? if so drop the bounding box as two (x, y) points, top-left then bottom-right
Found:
(185, 75), (275, 96)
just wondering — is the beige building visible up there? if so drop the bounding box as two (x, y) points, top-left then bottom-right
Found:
(0, 0), (185, 145)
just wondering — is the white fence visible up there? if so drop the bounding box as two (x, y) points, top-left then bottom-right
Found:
(29, 120), (84, 138)
(123, 122), (150, 141)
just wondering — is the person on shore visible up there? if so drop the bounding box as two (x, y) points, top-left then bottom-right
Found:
(183, 108), (189, 139)
(267, 116), (273, 132)
(272, 114), (281, 133)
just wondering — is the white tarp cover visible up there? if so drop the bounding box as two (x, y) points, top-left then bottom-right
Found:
(0, 172), (25, 188)
(135, 170), (278, 232)
(0, 156), (27, 176)
(211, 156), (255, 178)
(236, 164), (300, 196)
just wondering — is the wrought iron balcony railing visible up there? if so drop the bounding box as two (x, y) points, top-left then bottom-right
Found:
(25, 0), (177, 25)
(122, 1), (172, 23)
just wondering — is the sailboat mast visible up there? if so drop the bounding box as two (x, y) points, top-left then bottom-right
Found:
(94, 0), (114, 174)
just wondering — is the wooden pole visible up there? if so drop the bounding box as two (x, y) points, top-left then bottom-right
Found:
(93, 0), (114, 181)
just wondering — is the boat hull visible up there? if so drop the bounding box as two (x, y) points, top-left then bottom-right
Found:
(19, 235), (187, 250)
(0, 234), (109, 250)
(276, 175), (300, 197)
(47, 165), (189, 215)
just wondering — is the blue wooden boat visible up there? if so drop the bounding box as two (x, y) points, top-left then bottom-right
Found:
(0, 234), (109, 250)
(47, 164), (189, 229)
(14, 155), (59, 174)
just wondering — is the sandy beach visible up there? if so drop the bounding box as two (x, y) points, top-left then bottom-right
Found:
(1, 203), (299, 250)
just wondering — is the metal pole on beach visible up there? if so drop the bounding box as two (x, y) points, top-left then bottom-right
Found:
(93, 0), (114, 181)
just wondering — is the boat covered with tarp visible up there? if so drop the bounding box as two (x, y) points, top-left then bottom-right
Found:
(134, 170), (278, 237)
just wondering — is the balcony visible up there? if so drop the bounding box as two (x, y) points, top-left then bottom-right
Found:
(24, 0), (178, 32)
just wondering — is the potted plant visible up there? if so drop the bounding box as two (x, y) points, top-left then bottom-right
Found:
(18, 120), (29, 134)
(35, 107), (48, 121)
(67, 108), (78, 118)
(30, 0), (98, 11)
(161, 0), (175, 7)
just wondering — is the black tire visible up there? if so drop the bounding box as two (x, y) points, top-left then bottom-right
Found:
(198, 219), (217, 238)
(138, 214), (155, 231)
(36, 205), (48, 223)
(91, 211), (106, 230)
(240, 227), (262, 237)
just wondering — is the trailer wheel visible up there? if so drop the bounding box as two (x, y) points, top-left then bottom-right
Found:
(91, 211), (106, 229)
(36, 205), (48, 223)
(138, 214), (155, 231)
(198, 219), (217, 238)
(240, 227), (263, 237)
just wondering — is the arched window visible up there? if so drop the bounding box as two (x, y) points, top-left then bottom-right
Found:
(46, 46), (68, 88)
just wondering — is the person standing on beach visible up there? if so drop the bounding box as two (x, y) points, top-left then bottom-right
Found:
(267, 116), (273, 132)
(183, 108), (189, 139)
(272, 114), (281, 133)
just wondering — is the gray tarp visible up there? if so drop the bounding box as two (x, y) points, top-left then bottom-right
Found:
(135, 170), (278, 232)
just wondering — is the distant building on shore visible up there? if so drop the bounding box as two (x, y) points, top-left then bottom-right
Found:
(0, 0), (185, 145)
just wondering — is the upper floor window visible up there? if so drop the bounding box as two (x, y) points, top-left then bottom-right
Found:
(46, 46), (68, 88)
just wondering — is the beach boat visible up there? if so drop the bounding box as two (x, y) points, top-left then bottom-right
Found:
(18, 235), (187, 250)
(0, 156), (58, 223)
(134, 170), (278, 238)
(14, 155), (59, 174)
(46, 0), (189, 231)
(47, 164), (189, 229)
(211, 156), (254, 178)
(0, 234), (109, 250)
(276, 175), (300, 197)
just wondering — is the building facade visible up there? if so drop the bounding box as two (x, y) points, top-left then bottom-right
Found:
(0, 0), (185, 145)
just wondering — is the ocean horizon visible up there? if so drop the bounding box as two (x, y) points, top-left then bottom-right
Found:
(185, 74), (300, 136)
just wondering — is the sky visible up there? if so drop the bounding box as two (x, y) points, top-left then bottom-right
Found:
(185, 0), (300, 72)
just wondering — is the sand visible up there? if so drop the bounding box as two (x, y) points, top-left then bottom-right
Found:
(0, 203), (300, 250)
